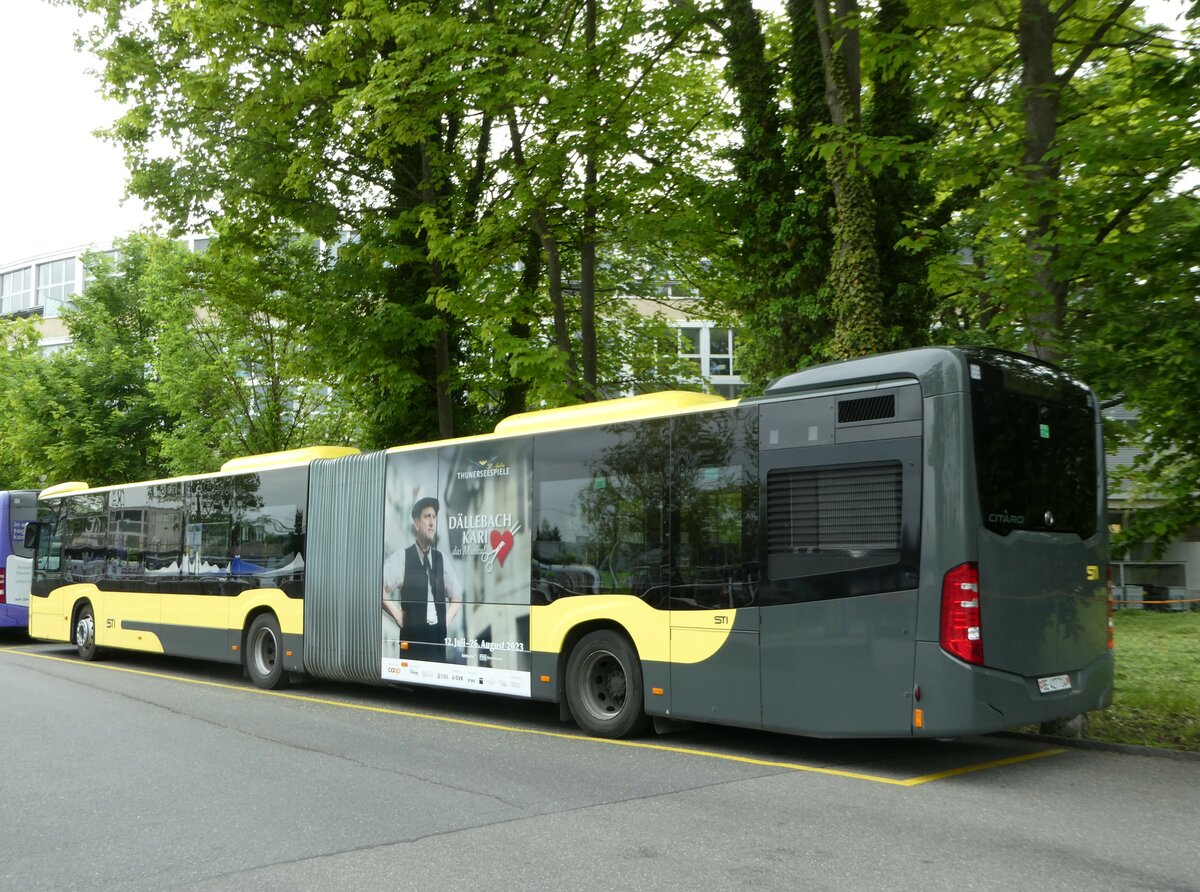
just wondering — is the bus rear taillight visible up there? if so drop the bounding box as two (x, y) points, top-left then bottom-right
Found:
(941, 562), (983, 665)
(0, 566), (6, 604)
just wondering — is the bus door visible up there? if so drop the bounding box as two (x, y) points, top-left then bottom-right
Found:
(757, 392), (922, 737)
(668, 409), (762, 729)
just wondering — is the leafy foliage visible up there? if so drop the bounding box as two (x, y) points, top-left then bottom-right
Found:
(152, 232), (366, 473)
(0, 237), (176, 487)
(0, 233), (366, 486)
(8, 0), (1194, 552)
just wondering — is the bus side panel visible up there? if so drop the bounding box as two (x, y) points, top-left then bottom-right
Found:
(114, 589), (304, 667)
(92, 589), (162, 653)
(1, 555), (33, 628)
(760, 592), (918, 737)
(531, 596), (677, 715)
(27, 583), (166, 654)
(669, 608), (761, 728)
(28, 582), (91, 643)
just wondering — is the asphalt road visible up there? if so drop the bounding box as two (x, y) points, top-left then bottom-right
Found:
(2, 632), (1197, 892)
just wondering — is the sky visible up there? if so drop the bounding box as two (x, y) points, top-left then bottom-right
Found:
(0, 0), (152, 266)
(0, 0), (1192, 269)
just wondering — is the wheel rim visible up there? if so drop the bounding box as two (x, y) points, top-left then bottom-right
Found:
(76, 613), (95, 651)
(577, 649), (628, 723)
(251, 625), (278, 677)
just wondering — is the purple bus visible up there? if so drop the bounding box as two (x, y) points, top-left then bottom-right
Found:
(1, 491), (39, 628)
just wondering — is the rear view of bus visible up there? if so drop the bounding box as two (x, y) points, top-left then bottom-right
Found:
(0, 490), (39, 629)
(917, 349), (1113, 735)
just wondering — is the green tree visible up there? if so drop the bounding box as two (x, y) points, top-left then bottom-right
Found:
(76, 0), (467, 443)
(0, 238), (177, 488)
(916, 0), (1196, 351)
(153, 232), (365, 474)
(75, 0), (725, 433)
(709, 0), (936, 385)
(0, 319), (53, 487)
(428, 0), (726, 407)
(1075, 196), (1200, 556)
(911, 0), (1199, 549)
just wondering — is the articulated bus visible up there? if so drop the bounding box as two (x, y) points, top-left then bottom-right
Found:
(1, 490), (39, 629)
(27, 347), (1114, 738)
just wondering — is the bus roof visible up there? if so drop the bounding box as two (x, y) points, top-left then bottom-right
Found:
(493, 391), (731, 437)
(38, 446), (361, 500)
(760, 346), (989, 398)
(219, 446), (360, 473)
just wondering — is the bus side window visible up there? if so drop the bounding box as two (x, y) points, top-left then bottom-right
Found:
(33, 515), (63, 577)
(60, 494), (109, 584)
(533, 422), (670, 604)
(671, 407), (759, 610)
(227, 467), (307, 595)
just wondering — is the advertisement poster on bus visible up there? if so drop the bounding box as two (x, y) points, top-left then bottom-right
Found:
(380, 439), (532, 696)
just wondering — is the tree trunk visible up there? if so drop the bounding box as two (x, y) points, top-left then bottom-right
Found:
(1018, 0), (1064, 362)
(813, 0), (889, 358)
(580, 0), (598, 397)
(507, 112), (574, 371)
(421, 140), (456, 437)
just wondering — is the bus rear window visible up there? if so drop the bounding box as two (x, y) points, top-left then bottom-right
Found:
(968, 353), (1098, 538)
(9, 492), (38, 558)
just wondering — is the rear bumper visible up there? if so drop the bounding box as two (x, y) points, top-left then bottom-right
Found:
(913, 642), (1114, 737)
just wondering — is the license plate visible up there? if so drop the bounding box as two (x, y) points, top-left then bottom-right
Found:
(1037, 673), (1072, 694)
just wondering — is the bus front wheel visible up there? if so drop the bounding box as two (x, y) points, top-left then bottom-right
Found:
(75, 602), (100, 662)
(246, 614), (289, 690)
(565, 630), (650, 739)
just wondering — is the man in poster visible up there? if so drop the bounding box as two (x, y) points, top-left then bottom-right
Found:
(382, 496), (463, 663)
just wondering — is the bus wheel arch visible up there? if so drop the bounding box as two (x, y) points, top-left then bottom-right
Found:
(564, 626), (650, 739)
(73, 599), (101, 662)
(244, 611), (289, 690)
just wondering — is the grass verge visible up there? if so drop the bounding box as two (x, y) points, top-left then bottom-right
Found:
(1080, 610), (1200, 752)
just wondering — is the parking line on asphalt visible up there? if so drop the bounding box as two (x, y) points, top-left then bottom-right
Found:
(6, 646), (1067, 786)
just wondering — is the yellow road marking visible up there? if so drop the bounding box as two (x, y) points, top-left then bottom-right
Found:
(4, 647), (1066, 785)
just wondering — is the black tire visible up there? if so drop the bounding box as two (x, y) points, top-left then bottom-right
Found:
(75, 602), (100, 661)
(565, 630), (650, 738)
(246, 613), (289, 690)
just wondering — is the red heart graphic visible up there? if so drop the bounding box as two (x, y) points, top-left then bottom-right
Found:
(489, 529), (514, 567)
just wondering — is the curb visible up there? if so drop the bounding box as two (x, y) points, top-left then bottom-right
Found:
(1001, 730), (1200, 761)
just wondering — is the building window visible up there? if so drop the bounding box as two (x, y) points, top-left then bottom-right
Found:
(36, 257), (76, 316)
(679, 326), (702, 374)
(709, 328), (734, 376)
(672, 322), (744, 395)
(1, 266), (33, 315)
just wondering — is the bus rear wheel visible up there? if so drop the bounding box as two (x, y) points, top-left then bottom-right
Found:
(75, 602), (100, 662)
(246, 614), (289, 690)
(565, 630), (649, 739)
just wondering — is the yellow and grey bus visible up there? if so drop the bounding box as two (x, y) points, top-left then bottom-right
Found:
(27, 346), (1114, 738)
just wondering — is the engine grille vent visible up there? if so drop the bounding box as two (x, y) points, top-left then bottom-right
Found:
(837, 394), (895, 424)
